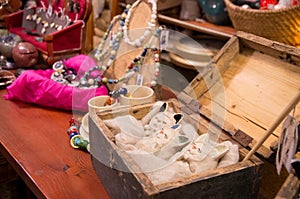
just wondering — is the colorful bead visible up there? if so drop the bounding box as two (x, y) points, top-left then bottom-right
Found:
(67, 118), (90, 151)
(119, 87), (128, 95)
(106, 97), (115, 105)
(69, 132), (78, 139)
(70, 135), (81, 149)
(67, 126), (78, 134)
(108, 79), (115, 84)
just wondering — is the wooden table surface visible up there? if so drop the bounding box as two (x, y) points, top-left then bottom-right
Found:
(0, 89), (110, 198)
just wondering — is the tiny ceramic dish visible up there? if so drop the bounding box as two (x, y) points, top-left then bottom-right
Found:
(119, 85), (154, 106)
(88, 95), (118, 113)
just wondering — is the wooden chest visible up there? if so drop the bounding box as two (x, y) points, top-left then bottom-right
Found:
(89, 98), (263, 199)
(88, 31), (300, 198)
(183, 31), (300, 159)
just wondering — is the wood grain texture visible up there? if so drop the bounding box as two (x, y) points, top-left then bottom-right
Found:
(185, 33), (300, 158)
(275, 174), (300, 199)
(0, 89), (109, 198)
(198, 48), (300, 150)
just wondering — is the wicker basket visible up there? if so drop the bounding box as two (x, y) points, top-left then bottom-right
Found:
(224, 0), (300, 46)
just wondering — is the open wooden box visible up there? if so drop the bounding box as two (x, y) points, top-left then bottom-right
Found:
(88, 31), (300, 198)
(183, 31), (300, 159)
(89, 97), (263, 199)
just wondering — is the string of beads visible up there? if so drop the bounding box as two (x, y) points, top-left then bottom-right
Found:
(123, 0), (157, 47)
(67, 118), (90, 151)
(78, 26), (163, 88)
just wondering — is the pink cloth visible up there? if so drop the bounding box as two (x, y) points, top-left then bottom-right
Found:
(4, 55), (108, 112)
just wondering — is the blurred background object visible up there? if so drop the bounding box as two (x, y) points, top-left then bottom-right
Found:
(198, 0), (231, 25)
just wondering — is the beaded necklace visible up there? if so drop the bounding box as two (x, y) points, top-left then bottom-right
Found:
(78, 26), (163, 89)
(94, 14), (122, 62)
(93, 4), (131, 65)
(67, 117), (90, 151)
(123, 0), (157, 47)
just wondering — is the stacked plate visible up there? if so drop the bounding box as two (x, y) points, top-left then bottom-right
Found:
(169, 36), (226, 70)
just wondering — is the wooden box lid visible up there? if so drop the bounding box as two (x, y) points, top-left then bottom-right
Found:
(182, 31), (300, 159)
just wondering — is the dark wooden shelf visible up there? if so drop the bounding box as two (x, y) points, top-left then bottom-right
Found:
(158, 14), (236, 39)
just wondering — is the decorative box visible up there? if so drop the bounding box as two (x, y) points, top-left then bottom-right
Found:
(5, 0), (92, 65)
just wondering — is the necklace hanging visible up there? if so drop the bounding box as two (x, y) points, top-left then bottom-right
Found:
(93, 4), (131, 69)
(123, 26), (163, 87)
(94, 14), (122, 62)
(123, 0), (157, 47)
(77, 26), (163, 88)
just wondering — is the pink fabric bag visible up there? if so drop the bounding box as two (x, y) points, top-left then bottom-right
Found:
(4, 55), (108, 112)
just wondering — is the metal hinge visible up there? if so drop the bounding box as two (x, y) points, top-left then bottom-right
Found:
(232, 129), (253, 147)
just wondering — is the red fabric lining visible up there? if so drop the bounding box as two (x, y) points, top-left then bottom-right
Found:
(51, 22), (83, 51)
(7, 0), (86, 54)
(9, 22), (83, 52)
(9, 27), (47, 51)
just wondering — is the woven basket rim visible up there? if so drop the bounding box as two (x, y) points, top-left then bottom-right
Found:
(224, 0), (300, 14)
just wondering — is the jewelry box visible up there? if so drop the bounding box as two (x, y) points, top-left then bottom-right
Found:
(5, 0), (92, 65)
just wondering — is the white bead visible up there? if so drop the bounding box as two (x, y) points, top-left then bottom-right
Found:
(124, 71), (135, 79)
(135, 39), (141, 47)
(151, 80), (156, 86)
(140, 35), (145, 41)
(122, 0), (158, 47)
(144, 30), (150, 36)
(107, 59), (113, 66)
(110, 50), (116, 56)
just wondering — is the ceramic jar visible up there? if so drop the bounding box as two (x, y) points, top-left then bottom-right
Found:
(198, 0), (231, 25)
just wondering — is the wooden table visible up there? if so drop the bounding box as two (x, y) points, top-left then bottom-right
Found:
(0, 89), (110, 198)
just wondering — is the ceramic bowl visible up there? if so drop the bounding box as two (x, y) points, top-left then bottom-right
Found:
(119, 85), (154, 106)
(88, 95), (118, 113)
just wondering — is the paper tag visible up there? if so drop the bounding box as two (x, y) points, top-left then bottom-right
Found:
(160, 29), (169, 51)
(276, 115), (299, 175)
(136, 74), (143, 85)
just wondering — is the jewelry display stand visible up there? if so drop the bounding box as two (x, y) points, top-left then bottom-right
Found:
(100, 0), (159, 91)
(5, 0), (92, 65)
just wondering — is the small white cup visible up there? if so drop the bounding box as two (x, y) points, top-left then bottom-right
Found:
(119, 85), (154, 106)
(88, 95), (118, 113)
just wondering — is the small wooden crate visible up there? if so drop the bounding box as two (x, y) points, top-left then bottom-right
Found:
(89, 98), (263, 199)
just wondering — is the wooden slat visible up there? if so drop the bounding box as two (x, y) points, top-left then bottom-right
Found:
(198, 48), (300, 152)
(184, 33), (300, 158)
(275, 174), (300, 199)
(158, 14), (235, 39)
